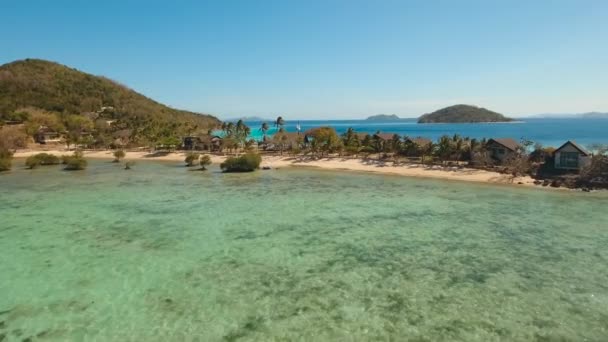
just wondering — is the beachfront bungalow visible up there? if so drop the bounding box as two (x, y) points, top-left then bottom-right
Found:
(35, 126), (62, 144)
(210, 136), (222, 151)
(182, 135), (222, 151)
(182, 136), (201, 150)
(553, 141), (591, 171)
(486, 138), (519, 162)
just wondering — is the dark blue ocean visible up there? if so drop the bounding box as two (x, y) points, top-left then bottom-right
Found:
(243, 118), (608, 148)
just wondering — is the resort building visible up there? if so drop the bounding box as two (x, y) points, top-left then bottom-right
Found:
(553, 141), (591, 171)
(35, 126), (62, 144)
(181, 135), (223, 151)
(486, 138), (519, 162)
(374, 133), (396, 141)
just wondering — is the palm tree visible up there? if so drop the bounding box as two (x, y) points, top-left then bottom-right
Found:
(421, 142), (435, 165)
(372, 130), (382, 152)
(390, 134), (402, 153)
(465, 138), (480, 162)
(275, 116), (285, 130)
(226, 122), (235, 136)
(234, 120), (250, 151)
(436, 135), (453, 164)
(260, 122), (269, 140)
(341, 127), (356, 146)
(452, 134), (464, 162)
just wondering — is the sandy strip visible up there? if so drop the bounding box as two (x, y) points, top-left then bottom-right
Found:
(14, 149), (536, 187)
(265, 156), (537, 186)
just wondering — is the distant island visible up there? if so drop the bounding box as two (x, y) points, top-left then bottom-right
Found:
(418, 104), (514, 123)
(365, 114), (402, 121)
(580, 112), (608, 118)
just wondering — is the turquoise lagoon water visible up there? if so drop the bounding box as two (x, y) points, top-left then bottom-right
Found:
(239, 118), (608, 147)
(1, 160), (608, 341)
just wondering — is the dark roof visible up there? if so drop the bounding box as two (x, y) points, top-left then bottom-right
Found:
(487, 138), (519, 152)
(554, 140), (590, 156)
(405, 137), (432, 147)
(355, 133), (370, 141)
(374, 133), (397, 141)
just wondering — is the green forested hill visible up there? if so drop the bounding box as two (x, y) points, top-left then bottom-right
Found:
(418, 104), (513, 123)
(0, 59), (220, 144)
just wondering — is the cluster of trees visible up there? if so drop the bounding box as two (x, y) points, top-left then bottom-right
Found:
(258, 116), (285, 140)
(302, 127), (490, 164)
(220, 120), (252, 152)
(25, 153), (61, 169)
(0, 148), (12, 171)
(218, 116), (287, 153)
(579, 144), (608, 185)
(185, 152), (212, 170)
(20, 151), (87, 171)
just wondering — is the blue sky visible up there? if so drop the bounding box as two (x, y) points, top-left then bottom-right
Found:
(2, 0), (607, 119)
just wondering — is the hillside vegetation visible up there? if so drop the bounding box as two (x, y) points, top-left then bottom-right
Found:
(0, 59), (220, 146)
(418, 104), (513, 123)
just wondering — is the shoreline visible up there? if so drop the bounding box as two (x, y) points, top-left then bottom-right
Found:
(12, 148), (547, 189)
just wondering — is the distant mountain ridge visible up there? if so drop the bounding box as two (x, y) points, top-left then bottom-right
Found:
(418, 104), (513, 123)
(226, 116), (270, 122)
(531, 112), (608, 119)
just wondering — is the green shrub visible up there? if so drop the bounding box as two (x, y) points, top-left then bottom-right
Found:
(0, 148), (13, 171)
(124, 161), (135, 170)
(63, 151), (87, 170)
(25, 153), (60, 169)
(113, 149), (126, 162)
(199, 154), (212, 170)
(25, 155), (41, 169)
(220, 153), (262, 172)
(185, 152), (200, 166)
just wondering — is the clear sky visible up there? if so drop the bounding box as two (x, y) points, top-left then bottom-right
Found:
(2, 0), (607, 119)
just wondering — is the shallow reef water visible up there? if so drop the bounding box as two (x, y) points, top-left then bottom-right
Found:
(1, 160), (608, 341)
